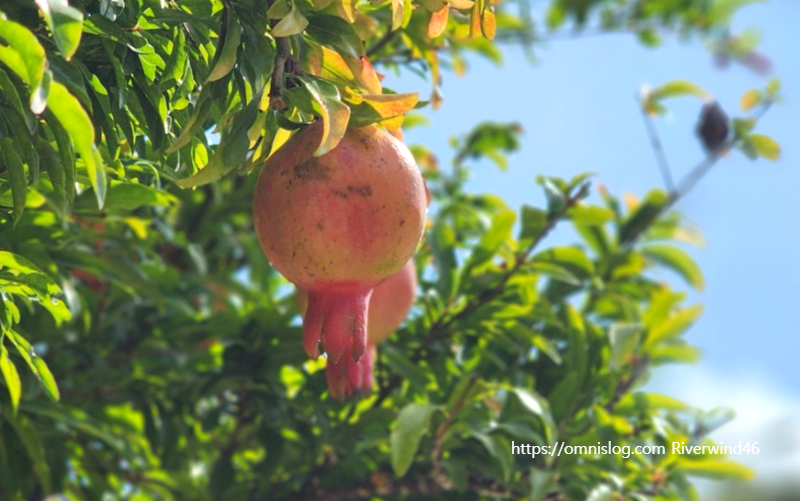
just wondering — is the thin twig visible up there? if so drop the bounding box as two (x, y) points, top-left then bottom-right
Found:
(639, 96), (675, 192)
(365, 28), (398, 57)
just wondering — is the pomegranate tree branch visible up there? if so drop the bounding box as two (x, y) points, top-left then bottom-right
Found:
(373, 183), (590, 407)
(267, 1), (303, 105)
(431, 373), (479, 489)
(365, 28), (398, 57)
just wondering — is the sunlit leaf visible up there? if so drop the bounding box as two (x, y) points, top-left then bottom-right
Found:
(428, 5), (449, 38)
(46, 82), (105, 208)
(35, 0), (84, 59)
(0, 346), (21, 412)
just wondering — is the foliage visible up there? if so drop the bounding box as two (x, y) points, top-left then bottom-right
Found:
(0, 0), (783, 500)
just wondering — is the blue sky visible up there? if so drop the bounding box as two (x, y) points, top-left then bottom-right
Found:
(385, 0), (800, 487)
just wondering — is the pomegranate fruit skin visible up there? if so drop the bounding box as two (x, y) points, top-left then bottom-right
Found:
(297, 261), (418, 400)
(253, 122), (426, 364)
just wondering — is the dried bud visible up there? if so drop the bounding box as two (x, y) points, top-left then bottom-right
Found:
(696, 101), (730, 153)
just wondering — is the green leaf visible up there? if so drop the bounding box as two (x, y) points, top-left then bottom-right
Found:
(531, 262), (579, 286)
(586, 485), (614, 501)
(533, 246), (594, 281)
(34, 0), (84, 60)
(271, 3), (309, 37)
(46, 82), (106, 209)
(608, 323), (642, 369)
(0, 20), (47, 87)
(519, 205), (547, 248)
(297, 76), (350, 156)
(512, 388), (556, 446)
(390, 403), (440, 477)
(748, 134), (780, 161)
(643, 244), (704, 291)
(1, 138), (27, 225)
(0, 346), (21, 412)
(206, 11), (242, 83)
(2, 409), (51, 492)
(529, 468), (553, 501)
(619, 189), (669, 245)
(569, 205), (614, 226)
(430, 220), (458, 298)
(674, 459), (754, 480)
(104, 183), (175, 211)
(174, 93), (261, 188)
(35, 137), (66, 212)
(472, 432), (512, 480)
(616, 392), (689, 413)
(464, 208), (515, 270)
(306, 15), (364, 59)
(649, 342), (702, 365)
(5, 330), (60, 401)
(644, 304), (704, 349)
(382, 346), (430, 390)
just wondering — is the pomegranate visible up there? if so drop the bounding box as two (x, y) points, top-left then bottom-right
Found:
(253, 122), (426, 365)
(296, 261), (418, 399)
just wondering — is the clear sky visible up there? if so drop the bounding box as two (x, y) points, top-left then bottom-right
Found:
(386, 0), (800, 489)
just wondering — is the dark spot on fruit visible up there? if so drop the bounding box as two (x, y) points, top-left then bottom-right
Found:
(347, 185), (372, 197)
(331, 189), (349, 199)
(399, 219), (405, 227)
(294, 158), (331, 182)
(316, 220), (324, 231)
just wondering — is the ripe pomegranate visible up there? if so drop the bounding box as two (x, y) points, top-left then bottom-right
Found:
(253, 122), (427, 365)
(296, 261), (418, 399)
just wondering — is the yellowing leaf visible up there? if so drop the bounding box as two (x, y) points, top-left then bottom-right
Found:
(428, 5), (449, 38)
(345, 56), (382, 94)
(391, 0), (404, 31)
(649, 80), (710, 102)
(739, 89), (761, 111)
(469, 0), (481, 36)
(481, 7), (496, 40)
(332, 0), (356, 22)
(348, 92), (418, 127)
(299, 76), (351, 156)
(749, 133), (780, 161)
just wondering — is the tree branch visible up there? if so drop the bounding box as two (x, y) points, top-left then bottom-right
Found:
(373, 183), (590, 407)
(431, 373), (478, 489)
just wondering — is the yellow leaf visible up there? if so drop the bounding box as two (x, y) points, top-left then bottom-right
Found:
(739, 89), (761, 111)
(469, 0), (482, 36)
(391, 0), (403, 31)
(361, 93), (418, 118)
(749, 134), (780, 161)
(481, 6), (495, 40)
(428, 5), (449, 38)
(344, 56), (382, 94)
